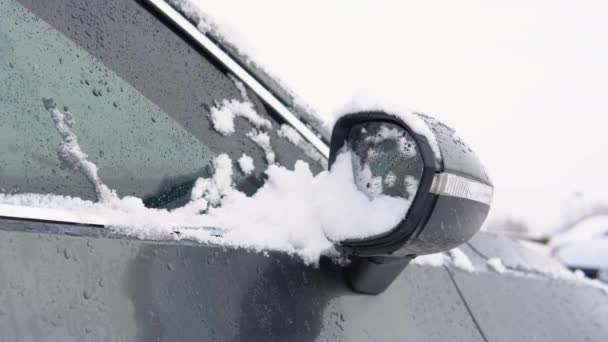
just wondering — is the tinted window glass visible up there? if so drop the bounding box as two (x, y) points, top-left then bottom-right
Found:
(1, 0), (323, 208)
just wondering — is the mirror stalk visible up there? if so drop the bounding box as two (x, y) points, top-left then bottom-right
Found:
(347, 256), (414, 294)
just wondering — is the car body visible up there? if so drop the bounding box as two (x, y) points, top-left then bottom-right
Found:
(0, 0), (607, 341)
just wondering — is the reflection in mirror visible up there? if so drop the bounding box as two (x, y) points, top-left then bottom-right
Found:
(348, 122), (424, 203)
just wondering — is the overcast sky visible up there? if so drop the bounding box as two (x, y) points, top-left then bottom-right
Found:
(189, 0), (608, 234)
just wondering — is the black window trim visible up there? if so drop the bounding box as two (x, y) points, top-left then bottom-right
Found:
(144, 0), (330, 158)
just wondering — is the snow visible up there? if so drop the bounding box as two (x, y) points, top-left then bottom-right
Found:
(238, 153), (255, 175)
(228, 101), (272, 131)
(404, 176), (419, 199)
(410, 239), (608, 293)
(412, 246), (607, 294)
(190, 154), (234, 206)
(413, 247), (476, 272)
(413, 253), (447, 268)
(209, 78), (325, 167)
(208, 71), (279, 166)
(518, 240), (550, 256)
(486, 258), (507, 273)
(209, 76), (271, 136)
(50, 109), (116, 203)
(229, 74), (250, 101)
(553, 240), (608, 269)
(246, 130), (276, 164)
(364, 124), (418, 160)
(336, 94), (442, 161)
(549, 215), (608, 248)
(548, 215), (608, 268)
(188, 152), (410, 261)
(277, 124), (301, 144)
(499, 258), (608, 295)
(446, 248), (475, 272)
(210, 99), (271, 136)
(384, 172), (396, 188)
(209, 101), (237, 136)
(1, 108), (414, 263)
(0, 151), (409, 263)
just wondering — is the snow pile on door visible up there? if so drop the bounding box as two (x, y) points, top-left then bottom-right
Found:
(0, 109), (412, 263)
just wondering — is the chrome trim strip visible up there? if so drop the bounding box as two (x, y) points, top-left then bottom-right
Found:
(430, 173), (493, 205)
(145, 0), (329, 158)
(0, 204), (108, 226)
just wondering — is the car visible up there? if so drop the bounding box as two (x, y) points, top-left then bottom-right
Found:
(1, 0), (607, 341)
(549, 215), (608, 282)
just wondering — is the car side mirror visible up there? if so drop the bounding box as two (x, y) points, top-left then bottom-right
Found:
(329, 111), (493, 294)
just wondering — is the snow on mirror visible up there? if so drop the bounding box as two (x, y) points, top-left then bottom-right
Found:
(348, 122), (423, 204)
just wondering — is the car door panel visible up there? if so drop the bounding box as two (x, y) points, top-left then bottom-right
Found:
(0, 218), (484, 341)
(449, 268), (608, 342)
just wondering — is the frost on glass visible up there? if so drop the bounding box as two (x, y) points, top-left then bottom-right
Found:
(238, 154), (255, 175)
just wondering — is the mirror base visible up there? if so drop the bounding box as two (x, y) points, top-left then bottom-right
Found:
(347, 256), (414, 294)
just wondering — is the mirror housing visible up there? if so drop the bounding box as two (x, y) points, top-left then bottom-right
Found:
(329, 111), (493, 294)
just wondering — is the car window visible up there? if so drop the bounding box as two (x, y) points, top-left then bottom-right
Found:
(1, 0), (324, 209)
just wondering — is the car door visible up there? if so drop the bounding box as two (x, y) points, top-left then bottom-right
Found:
(0, 0), (488, 341)
(2, 1), (607, 342)
(455, 233), (608, 342)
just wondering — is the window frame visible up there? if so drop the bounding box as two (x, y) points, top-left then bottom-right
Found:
(144, 0), (329, 158)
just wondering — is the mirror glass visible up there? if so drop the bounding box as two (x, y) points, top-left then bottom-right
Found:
(348, 122), (424, 202)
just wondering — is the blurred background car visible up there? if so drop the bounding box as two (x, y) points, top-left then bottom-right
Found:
(549, 215), (608, 282)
